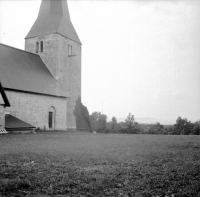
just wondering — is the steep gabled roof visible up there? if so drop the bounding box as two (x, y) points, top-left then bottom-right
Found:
(0, 82), (10, 107)
(0, 43), (67, 97)
(25, 0), (81, 44)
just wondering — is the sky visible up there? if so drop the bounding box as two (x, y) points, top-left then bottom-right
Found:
(0, 0), (200, 124)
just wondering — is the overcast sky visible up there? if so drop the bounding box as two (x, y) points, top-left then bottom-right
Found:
(0, 0), (200, 124)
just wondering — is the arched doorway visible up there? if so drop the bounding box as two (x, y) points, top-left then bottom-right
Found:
(48, 107), (56, 130)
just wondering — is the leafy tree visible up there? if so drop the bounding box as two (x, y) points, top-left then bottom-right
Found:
(89, 112), (107, 132)
(97, 114), (107, 132)
(118, 121), (126, 133)
(163, 125), (175, 135)
(148, 122), (164, 134)
(106, 117), (120, 133)
(89, 112), (100, 131)
(174, 116), (194, 135)
(191, 120), (200, 135)
(125, 113), (134, 126)
(124, 113), (138, 134)
(73, 97), (92, 132)
(111, 117), (118, 132)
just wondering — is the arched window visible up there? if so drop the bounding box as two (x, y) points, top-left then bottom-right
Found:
(40, 41), (43, 52)
(36, 42), (39, 53)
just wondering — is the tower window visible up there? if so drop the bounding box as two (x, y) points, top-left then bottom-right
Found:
(36, 42), (39, 53)
(40, 41), (43, 52)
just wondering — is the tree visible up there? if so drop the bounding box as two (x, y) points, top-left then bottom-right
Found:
(73, 97), (92, 132)
(174, 116), (194, 135)
(125, 113), (135, 128)
(106, 117), (119, 133)
(148, 122), (164, 134)
(111, 117), (118, 132)
(124, 113), (138, 134)
(97, 114), (107, 132)
(90, 112), (100, 131)
(191, 120), (200, 135)
(163, 125), (174, 135)
(89, 112), (108, 132)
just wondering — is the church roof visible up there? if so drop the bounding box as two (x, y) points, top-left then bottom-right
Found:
(0, 43), (67, 97)
(25, 0), (81, 44)
(5, 114), (36, 130)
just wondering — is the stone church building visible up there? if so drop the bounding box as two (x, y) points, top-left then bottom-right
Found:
(0, 0), (90, 131)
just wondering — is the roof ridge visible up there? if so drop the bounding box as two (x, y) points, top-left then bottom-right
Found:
(0, 43), (40, 57)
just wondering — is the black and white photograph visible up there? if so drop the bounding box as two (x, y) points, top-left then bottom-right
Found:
(0, 0), (200, 196)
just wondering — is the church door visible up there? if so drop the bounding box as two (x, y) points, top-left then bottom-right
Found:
(49, 112), (53, 129)
(48, 107), (55, 130)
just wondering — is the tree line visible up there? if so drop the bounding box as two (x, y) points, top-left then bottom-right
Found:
(89, 112), (200, 135)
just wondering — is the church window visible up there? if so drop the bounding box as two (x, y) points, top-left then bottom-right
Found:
(68, 44), (71, 56)
(40, 41), (43, 52)
(68, 44), (72, 56)
(36, 42), (39, 53)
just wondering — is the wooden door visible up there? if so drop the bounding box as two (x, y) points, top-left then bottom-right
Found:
(49, 112), (53, 129)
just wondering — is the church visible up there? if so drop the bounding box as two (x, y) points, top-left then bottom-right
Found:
(0, 0), (89, 132)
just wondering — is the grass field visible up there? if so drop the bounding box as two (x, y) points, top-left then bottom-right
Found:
(0, 132), (200, 197)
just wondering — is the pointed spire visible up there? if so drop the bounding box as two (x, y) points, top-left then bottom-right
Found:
(25, 0), (81, 44)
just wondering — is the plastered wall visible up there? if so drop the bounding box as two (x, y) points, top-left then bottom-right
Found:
(0, 106), (5, 127)
(5, 90), (67, 130)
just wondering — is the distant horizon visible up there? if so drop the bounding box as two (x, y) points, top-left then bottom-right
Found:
(117, 117), (175, 125)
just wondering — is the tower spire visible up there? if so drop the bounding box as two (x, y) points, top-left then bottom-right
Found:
(25, 0), (81, 44)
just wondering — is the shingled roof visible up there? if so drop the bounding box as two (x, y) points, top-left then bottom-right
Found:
(0, 43), (67, 97)
(25, 0), (81, 44)
(5, 114), (36, 131)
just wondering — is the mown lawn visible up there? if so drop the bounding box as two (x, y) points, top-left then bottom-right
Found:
(0, 132), (200, 197)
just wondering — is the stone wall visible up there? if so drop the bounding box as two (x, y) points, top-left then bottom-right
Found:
(0, 106), (5, 127)
(25, 33), (81, 130)
(5, 90), (67, 130)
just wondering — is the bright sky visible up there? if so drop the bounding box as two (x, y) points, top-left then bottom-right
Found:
(0, 0), (200, 124)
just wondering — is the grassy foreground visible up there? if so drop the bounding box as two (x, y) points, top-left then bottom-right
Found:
(0, 132), (200, 197)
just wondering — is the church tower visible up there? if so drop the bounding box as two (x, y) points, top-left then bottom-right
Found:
(25, 0), (82, 130)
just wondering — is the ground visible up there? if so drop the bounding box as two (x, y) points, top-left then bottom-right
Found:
(0, 132), (200, 197)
